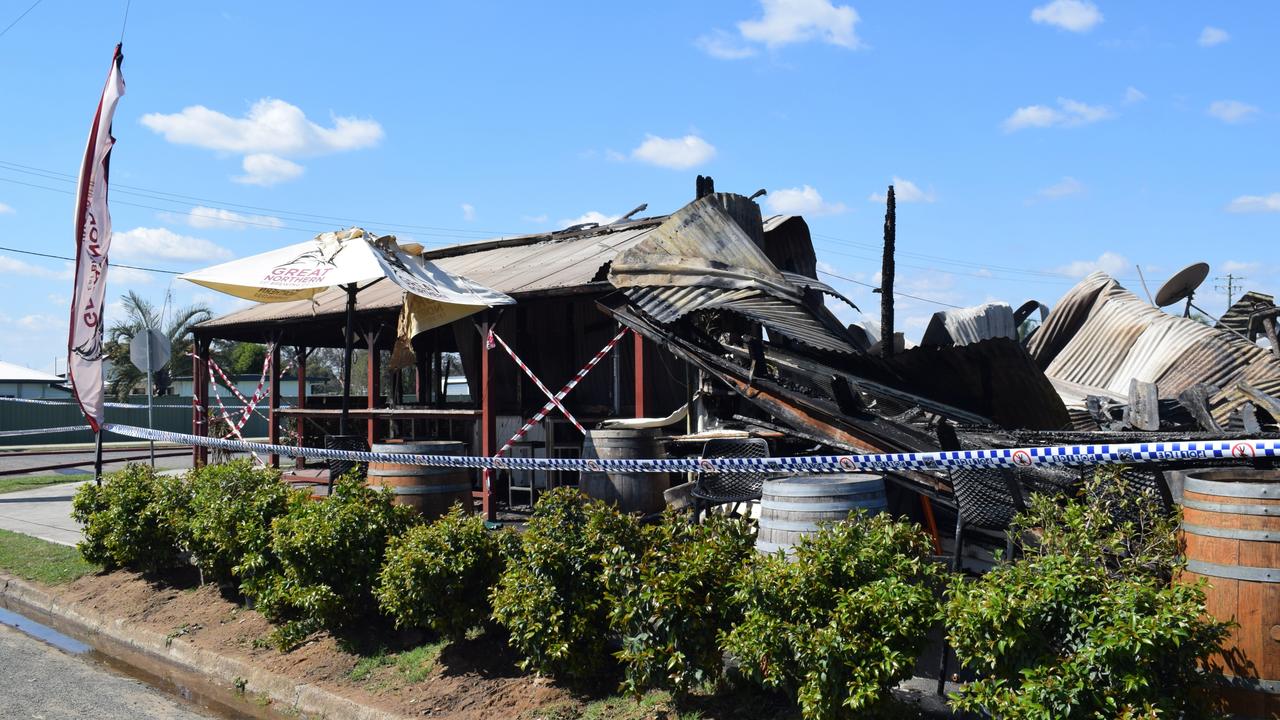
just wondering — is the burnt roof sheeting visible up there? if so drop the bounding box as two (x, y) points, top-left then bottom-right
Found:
(610, 196), (857, 354)
(623, 286), (856, 353)
(200, 221), (662, 331)
(920, 302), (1017, 348)
(1216, 291), (1276, 340)
(1029, 271), (1280, 424)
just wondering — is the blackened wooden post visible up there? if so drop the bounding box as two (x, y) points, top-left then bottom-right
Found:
(192, 335), (209, 468)
(880, 185), (896, 357)
(480, 315), (495, 520)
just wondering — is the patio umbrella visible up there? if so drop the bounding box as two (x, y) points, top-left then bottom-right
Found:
(180, 227), (513, 436)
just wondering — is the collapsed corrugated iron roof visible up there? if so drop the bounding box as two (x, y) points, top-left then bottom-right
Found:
(608, 195), (861, 354)
(1028, 271), (1280, 426)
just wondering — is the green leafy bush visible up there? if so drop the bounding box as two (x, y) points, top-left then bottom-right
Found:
(248, 473), (417, 648)
(724, 513), (941, 720)
(945, 470), (1230, 719)
(605, 513), (756, 696)
(376, 505), (518, 639)
(490, 487), (644, 683)
(184, 459), (299, 595)
(71, 463), (190, 573)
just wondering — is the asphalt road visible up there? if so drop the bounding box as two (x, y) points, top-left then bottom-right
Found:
(0, 622), (215, 720)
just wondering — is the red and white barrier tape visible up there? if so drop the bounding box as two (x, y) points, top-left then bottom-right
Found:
(493, 327), (630, 459)
(488, 330), (585, 434)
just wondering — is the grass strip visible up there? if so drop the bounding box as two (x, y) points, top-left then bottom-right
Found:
(0, 475), (82, 496)
(0, 528), (97, 585)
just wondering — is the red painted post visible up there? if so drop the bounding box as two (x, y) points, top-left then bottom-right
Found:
(268, 342), (281, 468)
(480, 318), (495, 520)
(295, 347), (307, 470)
(633, 331), (647, 418)
(192, 337), (209, 468)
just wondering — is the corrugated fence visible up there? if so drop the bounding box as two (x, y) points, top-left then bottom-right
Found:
(0, 398), (269, 447)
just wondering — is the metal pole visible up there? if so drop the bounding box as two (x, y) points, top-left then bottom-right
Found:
(93, 428), (104, 486)
(339, 283), (357, 436)
(145, 330), (155, 467)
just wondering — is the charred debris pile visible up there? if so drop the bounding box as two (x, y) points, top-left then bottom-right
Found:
(597, 182), (1280, 515)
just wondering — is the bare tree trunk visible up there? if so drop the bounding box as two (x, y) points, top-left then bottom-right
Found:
(880, 185), (896, 357)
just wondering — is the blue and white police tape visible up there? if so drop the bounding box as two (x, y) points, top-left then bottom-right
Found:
(102, 423), (1278, 474)
(0, 425), (93, 438)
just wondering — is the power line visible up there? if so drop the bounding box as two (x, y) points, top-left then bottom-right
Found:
(0, 0), (43, 40)
(1215, 273), (1244, 306)
(0, 159), (517, 241)
(0, 245), (181, 275)
(817, 268), (962, 309)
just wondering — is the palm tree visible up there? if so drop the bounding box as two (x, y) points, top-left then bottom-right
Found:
(105, 291), (212, 401)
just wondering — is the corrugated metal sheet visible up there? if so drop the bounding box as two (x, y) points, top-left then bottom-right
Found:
(622, 286), (856, 353)
(1031, 272), (1280, 424)
(201, 222), (661, 328)
(920, 303), (1016, 347)
(1216, 291), (1276, 339)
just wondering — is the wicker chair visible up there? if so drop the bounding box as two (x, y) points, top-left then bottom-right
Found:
(691, 437), (770, 522)
(325, 434), (369, 492)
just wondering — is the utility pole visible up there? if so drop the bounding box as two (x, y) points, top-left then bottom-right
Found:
(1215, 273), (1244, 307)
(879, 185), (896, 357)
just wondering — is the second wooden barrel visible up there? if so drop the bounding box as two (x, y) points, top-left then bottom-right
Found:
(756, 474), (887, 555)
(580, 428), (671, 514)
(367, 441), (474, 519)
(1179, 468), (1280, 719)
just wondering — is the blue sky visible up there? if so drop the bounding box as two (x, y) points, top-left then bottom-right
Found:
(0, 0), (1276, 372)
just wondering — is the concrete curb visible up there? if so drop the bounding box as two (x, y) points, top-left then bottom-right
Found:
(0, 572), (410, 720)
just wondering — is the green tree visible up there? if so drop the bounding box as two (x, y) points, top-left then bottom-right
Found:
(105, 291), (211, 400)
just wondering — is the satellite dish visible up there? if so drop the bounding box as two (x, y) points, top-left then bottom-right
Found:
(1154, 262), (1210, 318)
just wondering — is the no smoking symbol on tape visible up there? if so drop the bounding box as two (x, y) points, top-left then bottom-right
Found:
(1232, 443), (1256, 458)
(1012, 450), (1033, 467)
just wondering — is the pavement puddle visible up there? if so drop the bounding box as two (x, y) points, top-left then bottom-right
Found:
(0, 597), (290, 720)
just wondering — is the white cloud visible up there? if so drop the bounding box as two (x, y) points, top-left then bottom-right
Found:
(738, 0), (861, 49)
(140, 98), (382, 155)
(141, 98), (381, 186)
(0, 255), (68, 279)
(1221, 260), (1259, 274)
(1198, 26), (1229, 47)
(694, 29), (758, 59)
(1038, 176), (1085, 198)
(697, 0), (860, 59)
(110, 266), (155, 285)
(186, 205), (283, 230)
(631, 134), (716, 170)
(17, 314), (58, 331)
(1002, 97), (1112, 132)
(1057, 251), (1130, 278)
(1226, 193), (1280, 213)
(1124, 86), (1146, 104)
(558, 211), (618, 228)
(461, 203), (476, 221)
(766, 185), (848, 216)
(112, 227), (232, 262)
(1030, 0), (1102, 32)
(234, 153), (304, 186)
(868, 177), (935, 204)
(0, 202), (13, 215)
(1208, 100), (1259, 124)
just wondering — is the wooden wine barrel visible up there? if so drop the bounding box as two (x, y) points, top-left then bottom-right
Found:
(367, 441), (474, 519)
(1179, 468), (1280, 719)
(580, 429), (671, 514)
(756, 474), (887, 556)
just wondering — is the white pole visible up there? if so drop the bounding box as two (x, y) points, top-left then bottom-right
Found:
(146, 331), (155, 467)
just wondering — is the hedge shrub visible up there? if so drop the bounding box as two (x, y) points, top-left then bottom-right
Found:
(724, 513), (941, 720)
(248, 473), (417, 648)
(490, 487), (644, 683)
(605, 513), (756, 696)
(71, 463), (190, 573)
(183, 459), (299, 595)
(945, 471), (1230, 719)
(376, 504), (518, 639)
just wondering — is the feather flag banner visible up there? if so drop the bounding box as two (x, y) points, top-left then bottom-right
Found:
(68, 44), (125, 432)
